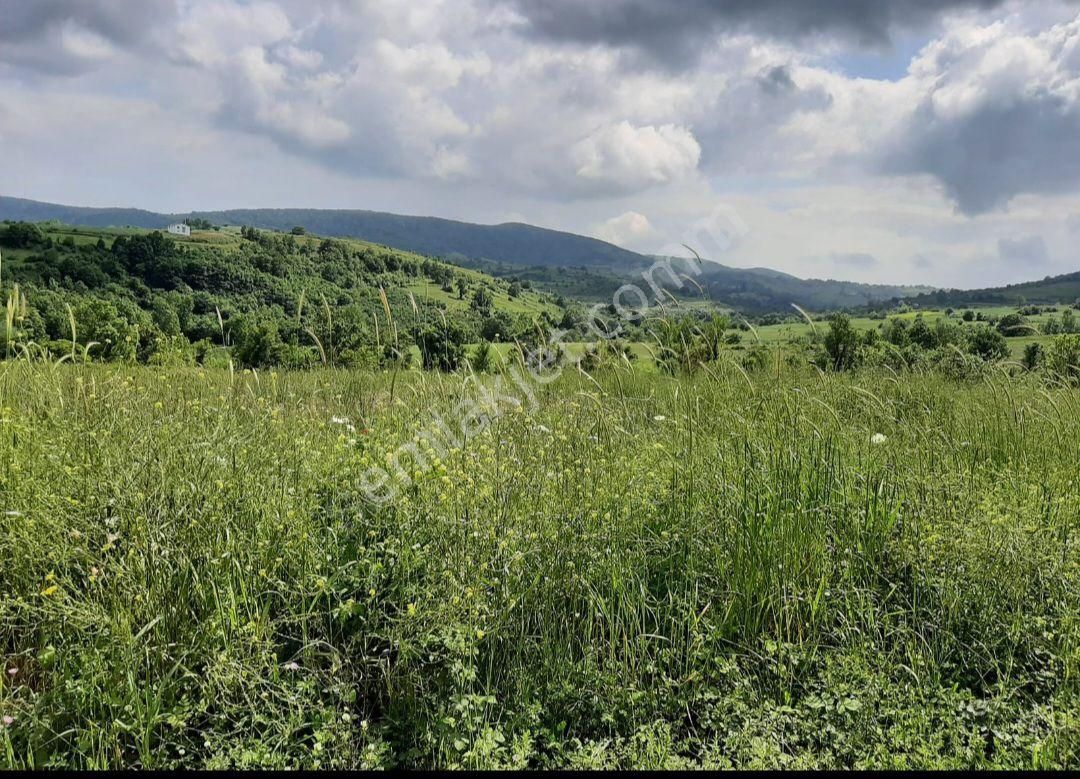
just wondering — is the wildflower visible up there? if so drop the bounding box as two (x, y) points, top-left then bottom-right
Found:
(653, 415), (666, 422)
(2, 715), (13, 727)
(537, 424), (551, 434)
(283, 661), (300, 672)
(871, 433), (888, 445)
(41, 584), (60, 597)
(406, 602), (417, 617)
(6, 667), (16, 676)
(475, 628), (485, 640)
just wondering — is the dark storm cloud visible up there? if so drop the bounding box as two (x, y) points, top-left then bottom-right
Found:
(882, 97), (1080, 215)
(503, 0), (1007, 67)
(756, 64), (796, 96)
(0, 0), (177, 74)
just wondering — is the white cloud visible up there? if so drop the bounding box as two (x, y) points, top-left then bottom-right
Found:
(594, 211), (657, 248)
(572, 122), (702, 193)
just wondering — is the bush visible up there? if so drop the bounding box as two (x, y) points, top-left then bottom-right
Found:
(966, 327), (1009, 362)
(822, 314), (859, 371)
(1021, 342), (1043, 371)
(0, 221), (45, 248)
(996, 313), (1028, 336)
(414, 324), (467, 372)
(469, 341), (495, 373)
(1045, 334), (1080, 385)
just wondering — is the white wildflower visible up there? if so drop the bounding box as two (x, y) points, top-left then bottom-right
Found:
(653, 415), (666, 422)
(871, 433), (887, 445)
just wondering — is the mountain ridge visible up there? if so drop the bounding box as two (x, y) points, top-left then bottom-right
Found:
(1, 195), (932, 311)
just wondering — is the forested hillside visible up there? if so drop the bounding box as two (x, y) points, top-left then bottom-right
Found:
(0, 221), (561, 370)
(1, 197), (931, 311)
(902, 270), (1080, 308)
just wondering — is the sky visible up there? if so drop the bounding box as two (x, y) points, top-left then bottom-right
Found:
(2, 0), (1080, 288)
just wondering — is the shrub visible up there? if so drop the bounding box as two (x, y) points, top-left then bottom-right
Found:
(966, 327), (1009, 362)
(1021, 342), (1043, 371)
(822, 314), (859, 371)
(470, 341), (494, 373)
(414, 324), (467, 372)
(1045, 334), (1080, 385)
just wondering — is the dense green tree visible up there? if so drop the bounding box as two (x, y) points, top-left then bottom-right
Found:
(233, 318), (284, 368)
(823, 313), (859, 371)
(469, 341), (494, 373)
(1046, 334), (1080, 384)
(966, 326), (1009, 362)
(1022, 342), (1043, 371)
(996, 312), (1027, 336)
(413, 323), (466, 372)
(471, 287), (493, 316)
(0, 222), (45, 248)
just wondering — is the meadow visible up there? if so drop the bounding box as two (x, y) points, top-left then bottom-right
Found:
(1, 357), (1078, 768)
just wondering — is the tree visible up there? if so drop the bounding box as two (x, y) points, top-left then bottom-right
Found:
(469, 341), (494, 373)
(1046, 334), (1080, 384)
(151, 297), (182, 337)
(1021, 342), (1043, 371)
(996, 312), (1027, 336)
(507, 281), (522, 298)
(962, 310), (976, 322)
(966, 326), (1009, 362)
(480, 312), (514, 342)
(290, 226), (306, 235)
(823, 313), (859, 371)
(414, 323), (466, 372)
(471, 287), (493, 316)
(233, 319), (284, 368)
(0, 222), (45, 248)
(908, 316), (937, 349)
(455, 278), (468, 299)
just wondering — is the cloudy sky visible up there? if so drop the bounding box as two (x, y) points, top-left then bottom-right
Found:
(2, 0), (1080, 287)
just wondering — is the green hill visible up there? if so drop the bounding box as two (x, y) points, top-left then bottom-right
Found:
(903, 271), (1080, 308)
(1, 196), (931, 312)
(0, 220), (559, 370)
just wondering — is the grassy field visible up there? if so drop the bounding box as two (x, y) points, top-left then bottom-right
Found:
(1, 358), (1078, 769)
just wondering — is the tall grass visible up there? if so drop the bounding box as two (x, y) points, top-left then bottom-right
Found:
(0, 360), (1077, 768)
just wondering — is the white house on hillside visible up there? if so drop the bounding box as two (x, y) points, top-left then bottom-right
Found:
(167, 223), (191, 237)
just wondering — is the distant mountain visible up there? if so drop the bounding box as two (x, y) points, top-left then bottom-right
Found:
(689, 261), (934, 313)
(0, 195), (932, 312)
(0, 196), (169, 231)
(0, 196), (643, 269)
(902, 270), (1080, 308)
